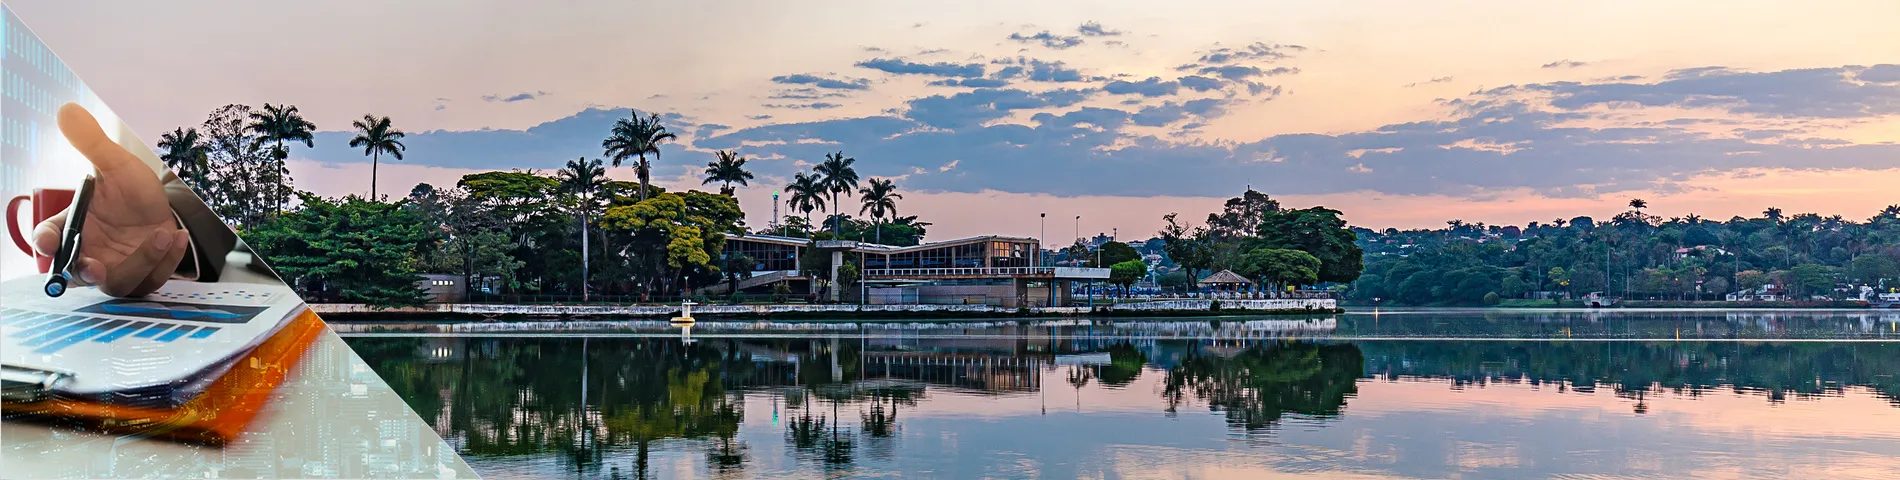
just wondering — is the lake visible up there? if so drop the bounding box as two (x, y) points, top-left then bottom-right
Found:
(340, 309), (1900, 479)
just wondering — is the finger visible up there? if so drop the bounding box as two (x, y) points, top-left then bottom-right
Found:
(68, 256), (104, 287)
(57, 103), (144, 175)
(31, 210), (69, 256)
(98, 228), (178, 298)
(129, 230), (191, 297)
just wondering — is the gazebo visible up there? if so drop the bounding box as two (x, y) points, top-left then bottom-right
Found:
(1198, 270), (1253, 298)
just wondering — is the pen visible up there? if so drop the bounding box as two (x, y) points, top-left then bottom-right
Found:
(45, 175), (96, 297)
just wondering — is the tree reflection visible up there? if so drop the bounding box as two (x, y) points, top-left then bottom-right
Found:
(1162, 342), (1364, 432)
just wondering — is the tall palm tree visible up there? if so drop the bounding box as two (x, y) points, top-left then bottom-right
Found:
(1763, 207), (1785, 224)
(560, 157), (609, 302)
(247, 103), (316, 213)
(785, 172), (826, 235)
(858, 178), (901, 244)
(701, 150), (754, 196)
(157, 127), (212, 195)
(814, 151), (860, 234)
(601, 111), (676, 202)
(1628, 198), (1648, 211)
(349, 114), (407, 201)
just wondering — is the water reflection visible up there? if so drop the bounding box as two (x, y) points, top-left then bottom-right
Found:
(347, 327), (1900, 479)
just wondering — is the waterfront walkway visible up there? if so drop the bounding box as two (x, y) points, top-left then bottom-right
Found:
(310, 298), (1339, 318)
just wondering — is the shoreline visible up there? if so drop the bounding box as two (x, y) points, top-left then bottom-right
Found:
(308, 298), (1343, 321)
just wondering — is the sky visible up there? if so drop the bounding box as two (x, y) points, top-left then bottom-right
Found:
(8, 0), (1900, 241)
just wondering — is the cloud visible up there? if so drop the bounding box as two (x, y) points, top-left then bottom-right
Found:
(855, 57), (987, 78)
(747, 114), (774, 120)
(1077, 21), (1122, 37)
(1008, 31), (1085, 49)
(1194, 42), (1306, 64)
(1404, 76), (1454, 88)
(1196, 65), (1298, 81)
(930, 78), (1012, 88)
(1495, 64), (1900, 118)
(763, 102), (843, 110)
(1862, 64), (1900, 83)
(990, 57), (1090, 82)
(901, 88), (1094, 129)
(1542, 59), (1589, 69)
(770, 74), (873, 90)
(1178, 76), (1224, 92)
(299, 107), (706, 175)
(482, 91), (549, 103)
(315, 64), (1900, 203)
(769, 87), (849, 100)
(1103, 77), (1180, 97)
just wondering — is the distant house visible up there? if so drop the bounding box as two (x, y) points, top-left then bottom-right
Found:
(1675, 245), (1730, 259)
(1726, 284), (1784, 302)
(418, 274), (465, 303)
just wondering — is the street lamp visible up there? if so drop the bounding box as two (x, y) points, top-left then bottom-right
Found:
(1040, 213), (1047, 267)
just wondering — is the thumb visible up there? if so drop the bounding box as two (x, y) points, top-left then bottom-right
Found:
(57, 103), (145, 176)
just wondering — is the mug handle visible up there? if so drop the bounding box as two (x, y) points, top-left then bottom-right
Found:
(7, 195), (33, 257)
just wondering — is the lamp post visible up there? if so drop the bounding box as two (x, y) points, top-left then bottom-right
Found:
(1040, 213), (1047, 267)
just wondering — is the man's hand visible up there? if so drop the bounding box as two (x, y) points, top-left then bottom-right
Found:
(31, 103), (191, 297)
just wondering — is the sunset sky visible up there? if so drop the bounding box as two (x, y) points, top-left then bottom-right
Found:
(9, 0), (1899, 240)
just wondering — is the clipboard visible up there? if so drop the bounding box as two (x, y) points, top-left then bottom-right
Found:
(2, 277), (306, 408)
(1, 309), (325, 445)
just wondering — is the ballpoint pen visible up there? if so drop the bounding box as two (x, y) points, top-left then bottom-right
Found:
(45, 174), (96, 297)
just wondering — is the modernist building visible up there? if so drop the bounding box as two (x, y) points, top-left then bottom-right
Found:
(719, 234), (1110, 307)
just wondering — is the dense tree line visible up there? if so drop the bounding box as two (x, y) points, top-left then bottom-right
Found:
(1349, 201), (1900, 305)
(1154, 190), (1364, 292)
(160, 104), (923, 307)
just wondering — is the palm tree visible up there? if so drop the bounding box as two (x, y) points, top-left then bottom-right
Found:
(858, 178), (901, 244)
(157, 127), (212, 195)
(560, 157), (609, 302)
(348, 114), (407, 201)
(701, 150), (754, 196)
(247, 103), (316, 213)
(813, 151), (860, 234)
(1628, 198), (1648, 211)
(602, 111), (676, 202)
(1763, 207), (1785, 224)
(785, 172), (827, 234)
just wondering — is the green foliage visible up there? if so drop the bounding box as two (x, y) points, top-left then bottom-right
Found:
(1093, 241), (1141, 268)
(1109, 259), (1148, 292)
(1240, 248), (1321, 288)
(249, 193), (432, 308)
(1251, 207), (1363, 284)
(1352, 204), (1900, 305)
(1483, 291), (1501, 305)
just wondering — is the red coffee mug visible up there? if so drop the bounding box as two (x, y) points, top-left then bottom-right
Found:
(8, 188), (76, 273)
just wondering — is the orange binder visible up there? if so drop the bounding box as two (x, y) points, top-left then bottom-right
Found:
(2, 310), (327, 446)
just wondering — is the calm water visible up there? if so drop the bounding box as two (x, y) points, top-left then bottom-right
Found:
(342, 309), (1900, 479)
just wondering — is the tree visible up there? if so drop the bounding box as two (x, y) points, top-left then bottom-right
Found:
(560, 157), (609, 301)
(1788, 263), (1837, 298)
(602, 111), (677, 202)
(349, 114), (407, 201)
(200, 104), (275, 229)
(857, 178), (901, 244)
(247, 193), (433, 308)
(599, 191), (745, 298)
(1109, 259), (1148, 296)
(1092, 241), (1140, 268)
(1158, 213), (1215, 290)
(814, 151), (861, 234)
(1628, 198), (1648, 211)
(157, 127), (212, 196)
(701, 150), (754, 196)
(1206, 189), (1281, 239)
(247, 103), (316, 215)
(785, 173), (826, 230)
(1241, 248), (1321, 291)
(720, 252), (756, 299)
(1253, 207), (1363, 283)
